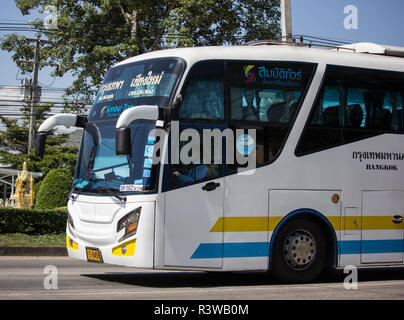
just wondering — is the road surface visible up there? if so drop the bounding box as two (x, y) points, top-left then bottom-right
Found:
(0, 256), (403, 300)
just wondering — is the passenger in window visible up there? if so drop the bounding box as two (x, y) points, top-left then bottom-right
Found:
(280, 91), (299, 122)
(372, 93), (392, 130)
(172, 163), (209, 184)
(345, 104), (363, 127)
(171, 138), (213, 185)
(267, 90), (298, 123)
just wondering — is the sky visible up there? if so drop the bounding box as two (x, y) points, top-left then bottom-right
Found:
(0, 0), (403, 109)
(291, 0), (404, 46)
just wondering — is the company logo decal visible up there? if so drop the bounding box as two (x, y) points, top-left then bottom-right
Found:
(242, 64), (303, 87)
(99, 106), (107, 118)
(98, 103), (135, 119)
(243, 65), (256, 83)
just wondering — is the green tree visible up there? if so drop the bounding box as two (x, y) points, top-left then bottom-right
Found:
(1, 0), (280, 109)
(0, 103), (78, 176)
(35, 167), (73, 209)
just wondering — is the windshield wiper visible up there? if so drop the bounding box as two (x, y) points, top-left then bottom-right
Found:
(68, 179), (93, 201)
(92, 187), (127, 202)
(90, 162), (128, 174)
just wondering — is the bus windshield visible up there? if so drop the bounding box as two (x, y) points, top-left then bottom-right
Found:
(89, 57), (185, 120)
(74, 119), (159, 193)
(74, 58), (185, 194)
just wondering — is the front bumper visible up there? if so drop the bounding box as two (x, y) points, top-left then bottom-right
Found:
(66, 197), (155, 268)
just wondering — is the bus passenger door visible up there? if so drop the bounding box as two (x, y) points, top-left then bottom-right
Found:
(163, 176), (224, 268)
(361, 191), (404, 263)
(162, 61), (227, 268)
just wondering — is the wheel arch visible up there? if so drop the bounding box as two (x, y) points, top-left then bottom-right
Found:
(268, 209), (338, 271)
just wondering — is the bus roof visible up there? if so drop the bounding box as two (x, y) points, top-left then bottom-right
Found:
(114, 41), (404, 73)
(336, 42), (404, 57)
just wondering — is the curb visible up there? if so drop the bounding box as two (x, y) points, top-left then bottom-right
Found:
(0, 247), (67, 256)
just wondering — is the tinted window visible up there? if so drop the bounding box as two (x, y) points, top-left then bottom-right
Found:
(178, 62), (225, 120)
(297, 65), (404, 155)
(228, 62), (316, 169)
(166, 61), (226, 190)
(90, 58), (185, 121)
(166, 124), (224, 189)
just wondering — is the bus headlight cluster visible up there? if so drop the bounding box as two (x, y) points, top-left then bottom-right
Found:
(117, 207), (141, 242)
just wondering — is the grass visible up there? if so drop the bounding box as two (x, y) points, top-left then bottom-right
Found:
(0, 233), (66, 247)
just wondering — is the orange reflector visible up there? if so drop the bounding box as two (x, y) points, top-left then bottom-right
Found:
(127, 222), (138, 232)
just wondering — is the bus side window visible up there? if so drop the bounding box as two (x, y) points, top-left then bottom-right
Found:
(297, 66), (404, 155)
(178, 62), (225, 120)
(164, 61), (225, 189)
(169, 134), (222, 188)
(227, 61), (316, 169)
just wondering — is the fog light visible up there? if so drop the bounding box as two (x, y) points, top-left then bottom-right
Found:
(66, 235), (78, 250)
(112, 239), (136, 256)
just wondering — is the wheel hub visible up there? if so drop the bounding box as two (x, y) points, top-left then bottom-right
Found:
(284, 230), (316, 269)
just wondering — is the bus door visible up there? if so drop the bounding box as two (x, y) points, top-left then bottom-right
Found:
(162, 123), (225, 268)
(361, 191), (404, 263)
(162, 61), (226, 268)
(163, 173), (224, 268)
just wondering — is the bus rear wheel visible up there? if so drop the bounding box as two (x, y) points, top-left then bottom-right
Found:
(270, 217), (328, 283)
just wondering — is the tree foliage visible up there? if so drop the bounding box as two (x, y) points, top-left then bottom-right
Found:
(0, 103), (78, 176)
(0, 104), (66, 154)
(1, 0), (280, 108)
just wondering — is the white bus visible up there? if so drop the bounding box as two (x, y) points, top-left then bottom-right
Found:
(36, 42), (404, 283)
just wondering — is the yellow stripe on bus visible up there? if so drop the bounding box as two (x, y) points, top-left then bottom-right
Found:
(209, 217), (283, 232)
(209, 216), (403, 232)
(338, 216), (403, 230)
(361, 216), (403, 230)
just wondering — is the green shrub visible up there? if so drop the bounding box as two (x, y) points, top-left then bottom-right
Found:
(33, 180), (42, 206)
(0, 208), (67, 235)
(35, 168), (73, 210)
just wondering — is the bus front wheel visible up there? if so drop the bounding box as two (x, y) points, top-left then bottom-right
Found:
(270, 217), (328, 283)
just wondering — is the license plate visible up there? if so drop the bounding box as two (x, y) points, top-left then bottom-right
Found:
(86, 247), (103, 263)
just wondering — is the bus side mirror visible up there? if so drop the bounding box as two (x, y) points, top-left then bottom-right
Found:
(115, 105), (159, 156)
(35, 133), (47, 157)
(116, 127), (131, 156)
(35, 113), (88, 158)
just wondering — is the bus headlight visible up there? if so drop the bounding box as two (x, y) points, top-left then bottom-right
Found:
(117, 207), (141, 242)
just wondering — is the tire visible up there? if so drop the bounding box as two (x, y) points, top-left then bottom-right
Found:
(270, 216), (328, 283)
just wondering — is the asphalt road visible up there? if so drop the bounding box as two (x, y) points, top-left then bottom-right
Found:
(0, 257), (404, 301)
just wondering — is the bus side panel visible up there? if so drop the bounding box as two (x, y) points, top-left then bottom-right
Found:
(361, 191), (404, 264)
(338, 134), (404, 267)
(268, 189), (341, 259)
(163, 178), (224, 269)
(221, 174), (270, 271)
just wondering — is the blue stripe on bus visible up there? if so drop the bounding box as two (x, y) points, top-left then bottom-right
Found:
(191, 242), (270, 259)
(191, 239), (404, 259)
(340, 239), (404, 255)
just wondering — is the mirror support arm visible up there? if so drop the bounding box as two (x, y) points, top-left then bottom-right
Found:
(115, 105), (159, 156)
(35, 114), (88, 157)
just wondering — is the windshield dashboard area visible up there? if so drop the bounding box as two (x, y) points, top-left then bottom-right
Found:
(74, 119), (159, 194)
